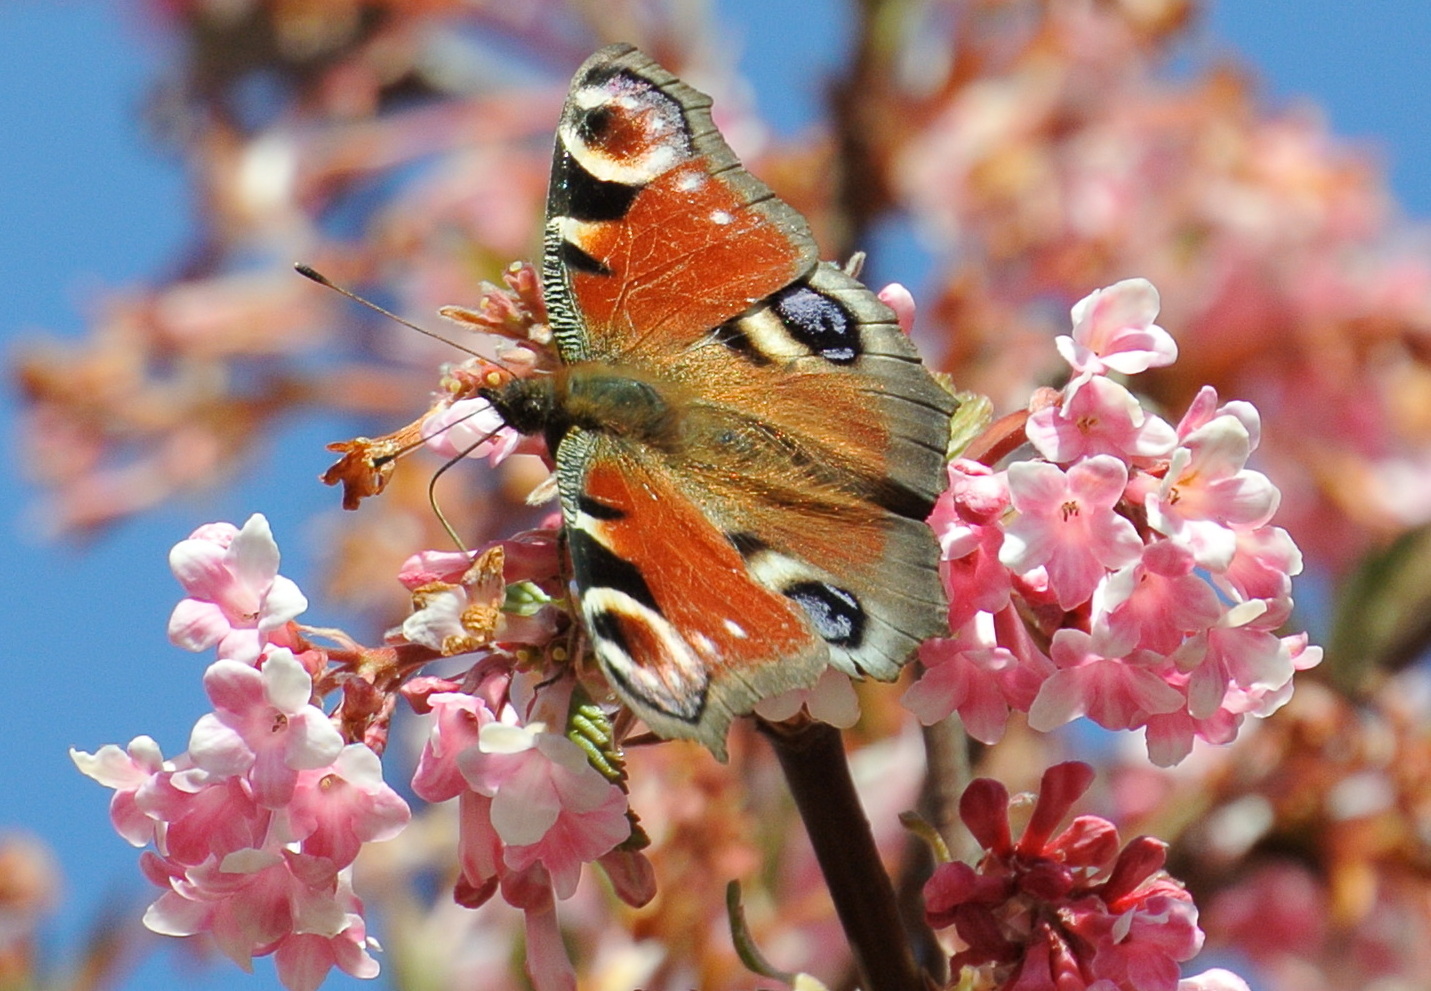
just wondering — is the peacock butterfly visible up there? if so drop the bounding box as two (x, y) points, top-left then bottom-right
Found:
(482, 44), (955, 760)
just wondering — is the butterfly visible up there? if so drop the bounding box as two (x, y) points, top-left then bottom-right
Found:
(484, 44), (955, 760)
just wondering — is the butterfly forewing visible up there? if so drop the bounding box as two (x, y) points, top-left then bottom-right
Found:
(544, 44), (818, 362)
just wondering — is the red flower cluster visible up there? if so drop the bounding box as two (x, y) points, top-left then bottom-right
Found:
(926, 762), (1212, 991)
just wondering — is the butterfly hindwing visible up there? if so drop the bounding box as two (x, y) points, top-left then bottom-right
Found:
(528, 44), (955, 757)
(556, 429), (828, 758)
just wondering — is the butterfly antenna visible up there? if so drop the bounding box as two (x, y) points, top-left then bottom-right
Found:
(294, 263), (485, 359)
(428, 455), (469, 554)
(426, 425), (510, 554)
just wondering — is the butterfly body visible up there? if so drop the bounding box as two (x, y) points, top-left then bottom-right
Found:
(486, 44), (954, 759)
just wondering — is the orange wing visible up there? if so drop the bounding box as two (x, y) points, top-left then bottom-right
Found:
(557, 430), (828, 759)
(543, 44), (818, 363)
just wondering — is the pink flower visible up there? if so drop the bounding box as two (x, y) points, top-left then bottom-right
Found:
(1179, 602), (1297, 720)
(1178, 970), (1252, 991)
(79, 702), (404, 991)
(410, 692), (633, 991)
(904, 610), (1048, 744)
(755, 667), (861, 728)
(1218, 524), (1302, 626)
(272, 902), (381, 991)
(400, 541), (558, 656)
(142, 850), (378, 991)
(397, 548), (477, 588)
(1137, 606), (1320, 766)
(141, 769), (268, 867)
(1057, 279), (1178, 400)
(461, 722), (631, 900)
(1145, 414), (1280, 571)
(167, 514), (308, 664)
(1028, 626), (1184, 733)
(422, 397), (522, 464)
(520, 884), (578, 991)
(188, 649), (345, 808)
(1141, 695), (1242, 768)
(1095, 540), (1222, 655)
(1203, 861), (1327, 962)
(924, 762), (1205, 991)
(283, 744), (411, 869)
(397, 531), (559, 589)
(1063, 852), (1203, 990)
(411, 691), (494, 804)
(412, 692), (635, 902)
(1000, 457), (1143, 609)
(929, 459), (1012, 627)
(71, 736), (168, 846)
(877, 282), (919, 334)
(1173, 386), (1261, 451)
(1027, 374), (1177, 464)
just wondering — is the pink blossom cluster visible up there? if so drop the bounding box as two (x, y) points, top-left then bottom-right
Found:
(76, 514), (649, 991)
(71, 650), (408, 990)
(905, 278), (1321, 765)
(73, 516), (409, 991)
(925, 761), (1248, 991)
(407, 676), (653, 991)
(396, 538), (655, 991)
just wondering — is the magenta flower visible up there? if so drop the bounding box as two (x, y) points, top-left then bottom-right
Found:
(188, 649), (345, 808)
(924, 762), (1205, 991)
(1000, 457), (1144, 610)
(167, 514), (308, 664)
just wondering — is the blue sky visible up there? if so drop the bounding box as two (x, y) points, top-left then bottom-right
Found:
(2, 3), (1429, 989)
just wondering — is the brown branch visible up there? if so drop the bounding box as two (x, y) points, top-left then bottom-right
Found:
(759, 718), (924, 991)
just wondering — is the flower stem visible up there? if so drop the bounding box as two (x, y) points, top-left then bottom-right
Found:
(759, 718), (923, 991)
